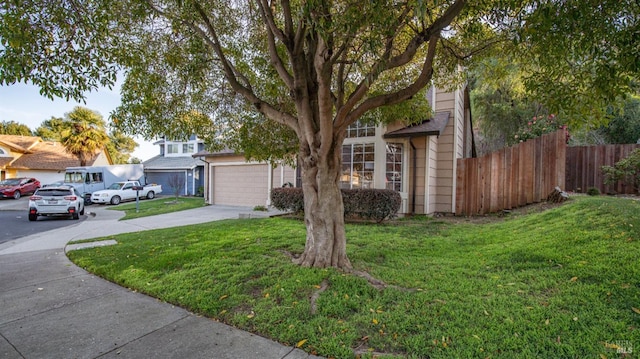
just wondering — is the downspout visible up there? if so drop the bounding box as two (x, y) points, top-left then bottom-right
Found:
(410, 139), (417, 215)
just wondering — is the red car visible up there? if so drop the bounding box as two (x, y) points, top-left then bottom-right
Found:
(0, 177), (41, 199)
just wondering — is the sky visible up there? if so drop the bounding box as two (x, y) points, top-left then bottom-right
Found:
(0, 82), (158, 161)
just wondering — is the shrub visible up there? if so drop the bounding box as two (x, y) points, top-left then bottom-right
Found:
(602, 148), (640, 194)
(510, 114), (570, 145)
(586, 187), (600, 196)
(270, 187), (402, 222)
(270, 187), (304, 213)
(342, 189), (402, 222)
(253, 205), (268, 211)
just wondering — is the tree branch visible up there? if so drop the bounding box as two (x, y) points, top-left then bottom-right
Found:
(344, 33), (440, 126)
(256, 0), (294, 89)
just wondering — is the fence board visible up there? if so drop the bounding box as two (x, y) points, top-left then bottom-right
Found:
(455, 130), (638, 216)
(455, 130), (567, 216)
(565, 144), (640, 195)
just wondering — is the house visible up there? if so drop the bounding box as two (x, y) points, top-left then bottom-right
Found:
(194, 85), (475, 215)
(142, 136), (205, 196)
(0, 134), (112, 184)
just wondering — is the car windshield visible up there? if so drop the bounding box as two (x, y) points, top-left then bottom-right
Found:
(107, 183), (124, 190)
(35, 189), (72, 196)
(0, 179), (21, 186)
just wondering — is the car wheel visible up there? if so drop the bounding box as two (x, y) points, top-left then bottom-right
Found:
(79, 206), (85, 215)
(146, 191), (155, 199)
(110, 196), (121, 205)
(28, 213), (37, 221)
(13, 191), (21, 200)
(72, 212), (79, 220)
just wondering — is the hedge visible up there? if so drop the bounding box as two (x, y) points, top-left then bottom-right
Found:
(271, 187), (401, 222)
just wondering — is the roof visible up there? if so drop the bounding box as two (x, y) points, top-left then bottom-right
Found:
(143, 155), (205, 170)
(0, 157), (13, 167)
(383, 111), (451, 139)
(0, 134), (40, 153)
(192, 148), (239, 158)
(9, 141), (103, 170)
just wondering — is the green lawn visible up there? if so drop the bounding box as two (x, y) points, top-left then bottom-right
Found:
(68, 196), (640, 358)
(105, 197), (206, 220)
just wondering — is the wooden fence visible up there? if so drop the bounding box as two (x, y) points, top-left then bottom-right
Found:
(565, 144), (640, 195)
(455, 130), (567, 216)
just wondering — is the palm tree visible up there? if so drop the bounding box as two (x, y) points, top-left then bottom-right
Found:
(60, 107), (110, 166)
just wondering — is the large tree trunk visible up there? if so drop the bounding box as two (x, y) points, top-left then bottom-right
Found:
(295, 142), (352, 269)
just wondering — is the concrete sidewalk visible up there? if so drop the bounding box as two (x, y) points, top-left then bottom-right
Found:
(0, 204), (319, 359)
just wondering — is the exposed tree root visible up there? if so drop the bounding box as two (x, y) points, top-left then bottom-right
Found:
(346, 269), (389, 290)
(310, 279), (329, 315)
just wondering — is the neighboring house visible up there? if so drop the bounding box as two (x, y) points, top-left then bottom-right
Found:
(142, 136), (205, 196)
(194, 85), (475, 215)
(0, 135), (112, 184)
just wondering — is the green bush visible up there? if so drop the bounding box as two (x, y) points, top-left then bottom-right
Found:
(586, 187), (600, 196)
(602, 148), (640, 193)
(270, 187), (402, 222)
(270, 187), (304, 213)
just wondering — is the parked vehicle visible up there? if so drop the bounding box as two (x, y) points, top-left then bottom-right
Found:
(91, 181), (162, 205)
(0, 177), (41, 199)
(28, 185), (85, 221)
(63, 164), (144, 203)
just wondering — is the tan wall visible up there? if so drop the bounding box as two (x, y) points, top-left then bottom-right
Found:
(426, 136), (438, 214)
(93, 151), (112, 166)
(411, 137), (427, 214)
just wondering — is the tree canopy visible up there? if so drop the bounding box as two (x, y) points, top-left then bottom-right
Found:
(35, 108), (139, 164)
(0, 120), (32, 135)
(2, 0), (638, 268)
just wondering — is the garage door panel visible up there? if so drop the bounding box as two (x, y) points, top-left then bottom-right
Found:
(213, 165), (268, 206)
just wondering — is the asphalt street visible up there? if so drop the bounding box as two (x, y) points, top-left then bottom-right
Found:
(0, 210), (87, 244)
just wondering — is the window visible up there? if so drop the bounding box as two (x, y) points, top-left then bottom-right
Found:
(88, 172), (103, 184)
(183, 143), (194, 153)
(340, 143), (375, 189)
(167, 144), (179, 154)
(0, 148), (6, 155)
(385, 144), (403, 191)
(346, 120), (376, 138)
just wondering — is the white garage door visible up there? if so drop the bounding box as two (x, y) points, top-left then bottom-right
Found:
(213, 164), (269, 206)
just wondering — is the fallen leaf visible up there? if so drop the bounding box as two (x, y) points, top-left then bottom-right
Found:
(600, 354), (608, 359)
(296, 339), (307, 348)
(545, 319), (550, 325)
(344, 294), (349, 299)
(603, 342), (620, 349)
(219, 294), (228, 300)
(632, 307), (640, 314)
(247, 311), (255, 319)
(264, 293), (269, 298)
(570, 277), (578, 282)
(372, 318), (379, 325)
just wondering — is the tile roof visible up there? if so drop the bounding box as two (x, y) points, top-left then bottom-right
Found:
(9, 141), (101, 170)
(143, 155), (204, 170)
(383, 111), (451, 139)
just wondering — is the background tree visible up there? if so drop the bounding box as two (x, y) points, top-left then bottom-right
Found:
(35, 111), (139, 164)
(2, 1), (638, 269)
(105, 129), (139, 164)
(167, 173), (185, 201)
(59, 107), (110, 166)
(34, 117), (66, 141)
(0, 120), (32, 135)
